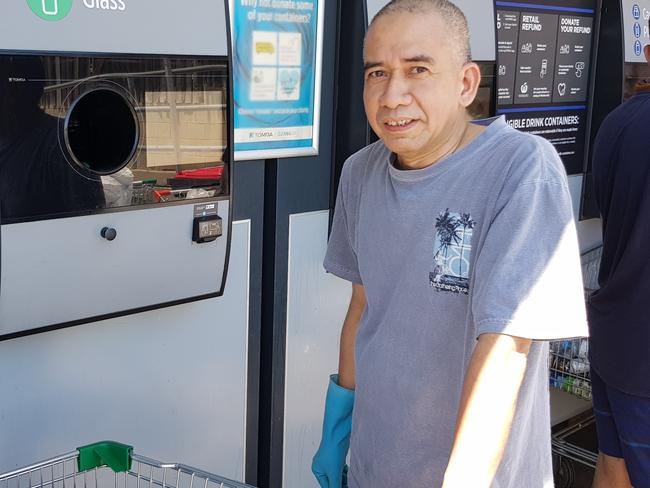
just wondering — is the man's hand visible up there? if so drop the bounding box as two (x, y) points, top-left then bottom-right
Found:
(311, 376), (353, 488)
(442, 333), (532, 487)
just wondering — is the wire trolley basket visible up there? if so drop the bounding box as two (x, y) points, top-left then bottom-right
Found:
(548, 245), (602, 401)
(0, 442), (255, 488)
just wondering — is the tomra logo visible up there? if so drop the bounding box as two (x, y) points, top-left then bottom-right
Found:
(27, 0), (74, 21)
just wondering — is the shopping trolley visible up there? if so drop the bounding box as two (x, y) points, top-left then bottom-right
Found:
(0, 441), (255, 488)
(550, 246), (602, 487)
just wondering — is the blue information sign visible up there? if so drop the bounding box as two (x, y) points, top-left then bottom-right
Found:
(230, 0), (323, 160)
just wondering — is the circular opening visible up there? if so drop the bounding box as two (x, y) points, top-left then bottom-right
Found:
(65, 88), (139, 175)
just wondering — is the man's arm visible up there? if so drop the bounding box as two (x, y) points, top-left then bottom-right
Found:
(338, 283), (366, 390)
(442, 333), (532, 487)
(311, 283), (365, 487)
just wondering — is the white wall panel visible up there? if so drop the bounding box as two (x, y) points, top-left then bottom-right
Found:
(282, 211), (352, 488)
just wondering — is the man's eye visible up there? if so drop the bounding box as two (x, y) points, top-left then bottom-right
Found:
(410, 66), (429, 74)
(367, 70), (386, 79)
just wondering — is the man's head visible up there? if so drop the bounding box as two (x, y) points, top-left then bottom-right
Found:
(370, 0), (471, 65)
(363, 0), (481, 167)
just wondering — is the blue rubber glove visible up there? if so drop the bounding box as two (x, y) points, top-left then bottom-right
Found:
(312, 374), (354, 488)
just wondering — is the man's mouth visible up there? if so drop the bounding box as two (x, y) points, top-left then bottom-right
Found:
(383, 118), (416, 131)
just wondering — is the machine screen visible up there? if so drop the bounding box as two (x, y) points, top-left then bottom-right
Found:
(0, 55), (229, 222)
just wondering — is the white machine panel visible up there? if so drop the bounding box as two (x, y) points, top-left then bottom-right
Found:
(0, 1), (228, 56)
(0, 202), (229, 336)
(0, 50), (232, 336)
(365, 0), (496, 60)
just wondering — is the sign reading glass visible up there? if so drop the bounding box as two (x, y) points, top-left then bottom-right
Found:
(64, 88), (139, 175)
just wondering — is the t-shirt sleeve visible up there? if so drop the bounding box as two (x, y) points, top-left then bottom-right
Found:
(472, 166), (588, 341)
(324, 161), (363, 284)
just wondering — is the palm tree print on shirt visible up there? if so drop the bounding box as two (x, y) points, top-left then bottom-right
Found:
(457, 213), (476, 277)
(430, 209), (476, 295)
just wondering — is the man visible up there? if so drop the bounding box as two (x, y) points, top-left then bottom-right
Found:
(312, 1), (587, 486)
(587, 41), (650, 488)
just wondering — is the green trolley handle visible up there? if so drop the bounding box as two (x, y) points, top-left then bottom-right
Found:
(77, 441), (133, 473)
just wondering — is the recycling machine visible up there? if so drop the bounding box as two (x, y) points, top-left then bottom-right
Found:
(0, 1), (232, 338)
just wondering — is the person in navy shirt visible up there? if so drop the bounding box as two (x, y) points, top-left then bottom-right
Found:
(588, 39), (650, 488)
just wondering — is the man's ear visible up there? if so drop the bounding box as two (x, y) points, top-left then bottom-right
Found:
(644, 44), (650, 65)
(459, 62), (481, 108)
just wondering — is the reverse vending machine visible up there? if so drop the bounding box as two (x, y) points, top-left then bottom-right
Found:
(0, 1), (232, 338)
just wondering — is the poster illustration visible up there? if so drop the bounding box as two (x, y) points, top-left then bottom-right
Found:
(231, 0), (324, 160)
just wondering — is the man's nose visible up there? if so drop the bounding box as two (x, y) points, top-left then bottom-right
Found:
(380, 74), (412, 109)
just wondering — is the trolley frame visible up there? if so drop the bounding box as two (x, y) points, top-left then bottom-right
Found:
(0, 442), (254, 488)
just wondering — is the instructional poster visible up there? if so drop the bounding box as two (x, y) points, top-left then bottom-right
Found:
(495, 0), (597, 174)
(231, 0), (323, 160)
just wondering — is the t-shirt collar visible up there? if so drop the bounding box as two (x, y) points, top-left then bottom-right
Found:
(388, 115), (507, 182)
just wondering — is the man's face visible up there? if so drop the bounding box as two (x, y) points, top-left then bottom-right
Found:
(363, 11), (469, 162)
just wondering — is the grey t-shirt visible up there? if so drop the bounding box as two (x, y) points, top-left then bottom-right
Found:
(324, 116), (588, 487)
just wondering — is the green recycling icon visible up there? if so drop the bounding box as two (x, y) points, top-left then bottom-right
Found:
(27, 0), (73, 21)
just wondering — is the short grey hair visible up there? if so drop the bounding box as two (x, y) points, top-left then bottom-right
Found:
(369, 0), (472, 64)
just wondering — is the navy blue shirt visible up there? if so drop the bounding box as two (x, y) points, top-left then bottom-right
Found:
(588, 89), (650, 397)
